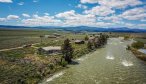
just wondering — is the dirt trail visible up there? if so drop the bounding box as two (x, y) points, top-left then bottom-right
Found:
(0, 43), (40, 52)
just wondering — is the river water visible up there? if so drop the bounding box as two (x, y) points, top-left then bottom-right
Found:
(41, 38), (146, 84)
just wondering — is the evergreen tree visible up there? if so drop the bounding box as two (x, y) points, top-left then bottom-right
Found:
(61, 38), (74, 63)
(99, 34), (107, 45)
(85, 35), (89, 41)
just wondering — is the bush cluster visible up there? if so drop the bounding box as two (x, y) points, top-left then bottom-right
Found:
(131, 41), (144, 49)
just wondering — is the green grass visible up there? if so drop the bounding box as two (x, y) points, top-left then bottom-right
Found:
(0, 29), (86, 49)
(73, 43), (89, 58)
(134, 38), (146, 44)
(0, 29), (64, 49)
(0, 47), (35, 59)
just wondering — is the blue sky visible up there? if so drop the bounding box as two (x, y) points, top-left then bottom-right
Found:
(0, 0), (146, 29)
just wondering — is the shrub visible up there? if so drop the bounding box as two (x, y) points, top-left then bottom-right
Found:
(84, 35), (89, 41)
(131, 41), (144, 49)
(126, 45), (131, 50)
(48, 63), (54, 70)
(124, 35), (129, 40)
(60, 59), (68, 67)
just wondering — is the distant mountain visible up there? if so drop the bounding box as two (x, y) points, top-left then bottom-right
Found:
(53, 26), (146, 33)
(0, 25), (30, 29)
(0, 25), (146, 33)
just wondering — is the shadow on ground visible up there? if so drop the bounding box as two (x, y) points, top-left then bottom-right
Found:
(69, 60), (79, 65)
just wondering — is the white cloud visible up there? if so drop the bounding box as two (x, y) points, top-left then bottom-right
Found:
(44, 13), (49, 16)
(137, 24), (146, 27)
(55, 10), (115, 27)
(20, 10), (119, 27)
(124, 23), (146, 29)
(80, 0), (143, 9)
(18, 2), (24, 5)
(120, 7), (146, 20)
(61, 14), (96, 26)
(97, 22), (114, 27)
(84, 6), (115, 16)
(0, 15), (19, 21)
(22, 15), (61, 26)
(55, 10), (76, 19)
(19, 10), (145, 28)
(124, 23), (135, 27)
(1, 8), (145, 28)
(55, 10), (96, 26)
(124, 14), (146, 20)
(0, 0), (12, 3)
(102, 15), (122, 23)
(55, 10), (96, 22)
(22, 13), (30, 18)
(32, 14), (39, 18)
(7, 15), (19, 20)
(76, 4), (88, 9)
(98, 0), (142, 9)
(0, 18), (6, 21)
(122, 7), (146, 16)
(80, 0), (98, 4)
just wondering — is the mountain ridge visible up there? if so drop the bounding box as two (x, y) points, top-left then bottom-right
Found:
(0, 25), (146, 33)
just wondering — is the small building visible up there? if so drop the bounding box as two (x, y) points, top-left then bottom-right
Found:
(53, 33), (61, 37)
(75, 40), (85, 44)
(48, 35), (57, 38)
(44, 35), (50, 38)
(38, 46), (61, 55)
(44, 35), (57, 38)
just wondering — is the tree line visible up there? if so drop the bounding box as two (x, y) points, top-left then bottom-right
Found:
(87, 33), (108, 51)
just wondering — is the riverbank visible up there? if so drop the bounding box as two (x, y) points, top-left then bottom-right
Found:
(40, 44), (106, 83)
(41, 38), (146, 84)
(130, 47), (146, 61)
(0, 40), (107, 84)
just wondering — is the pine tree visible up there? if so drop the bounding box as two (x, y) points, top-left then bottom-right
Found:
(61, 38), (74, 63)
(85, 35), (89, 41)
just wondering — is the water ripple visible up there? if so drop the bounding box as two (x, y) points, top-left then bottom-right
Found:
(121, 60), (133, 67)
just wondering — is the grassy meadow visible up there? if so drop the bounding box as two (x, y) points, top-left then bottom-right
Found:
(0, 29), (87, 49)
(0, 29), (62, 49)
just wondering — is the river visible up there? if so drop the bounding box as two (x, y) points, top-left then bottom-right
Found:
(41, 38), (146, 84)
